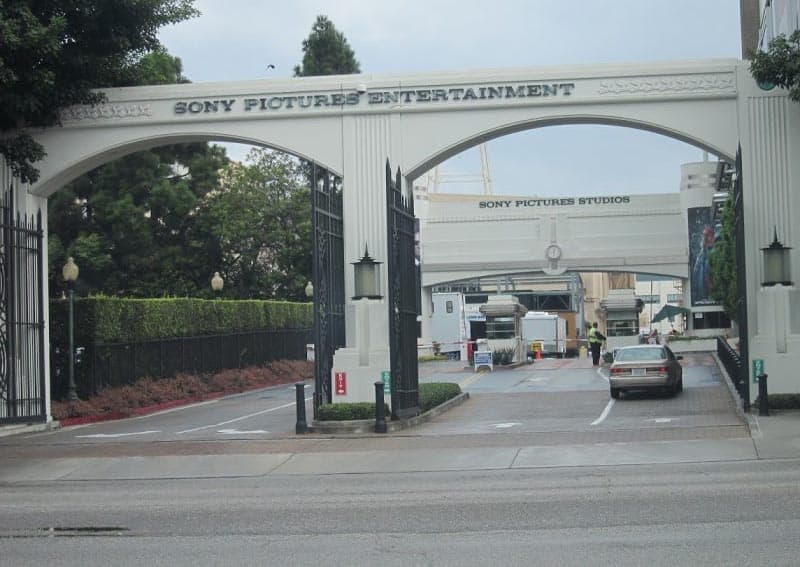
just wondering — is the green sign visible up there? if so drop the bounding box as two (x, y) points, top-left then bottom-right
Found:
(381, 370), (391, 394)
(752, 359), (765, 383)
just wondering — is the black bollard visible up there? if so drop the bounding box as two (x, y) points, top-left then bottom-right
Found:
(758, 373), (769, 417)
(295, 382), (308, 434)
(374, 381), (387, 434)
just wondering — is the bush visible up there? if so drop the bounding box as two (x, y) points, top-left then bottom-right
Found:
(492, 348), (514, 365)
(603, 351), (614, 363)
(316, 402), (390, 421)
(419, 382), (462, 413)
(51, 359), (312, 421)
(418, 354), (449, 362)
(315, 382), (462, 421)
(754, 393), (800, 410)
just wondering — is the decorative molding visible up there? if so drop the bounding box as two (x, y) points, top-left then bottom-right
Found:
(598, 75), (735, 96)
(61, 103), (153, 122)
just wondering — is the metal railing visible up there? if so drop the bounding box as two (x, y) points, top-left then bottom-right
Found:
(716, 336), (750, 412)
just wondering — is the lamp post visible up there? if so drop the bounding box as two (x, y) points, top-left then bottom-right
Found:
(211, 271), (224, 298)
(62, 257), (79, 401)
(761, 229), (793, 355)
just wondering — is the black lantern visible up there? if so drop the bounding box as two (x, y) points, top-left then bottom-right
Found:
(352, 246), (382, 300)
(762, 228), (793, 286)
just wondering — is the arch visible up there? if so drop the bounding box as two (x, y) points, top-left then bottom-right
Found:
(406, 114), (736, 182)
(31, 131), (342, 199)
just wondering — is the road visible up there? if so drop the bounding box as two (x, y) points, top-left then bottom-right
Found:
(2, 353), (798, 566)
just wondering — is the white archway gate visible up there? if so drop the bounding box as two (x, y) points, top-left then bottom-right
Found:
(6, 57), (799, 415)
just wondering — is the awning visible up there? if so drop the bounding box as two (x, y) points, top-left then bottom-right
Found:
(651, 304), (691, 323)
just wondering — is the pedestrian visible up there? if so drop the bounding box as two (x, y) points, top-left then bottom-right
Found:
(588, 322), (605, 366)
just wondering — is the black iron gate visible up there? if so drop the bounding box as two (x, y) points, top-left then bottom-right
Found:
(310, 166), (345, 417)
(732, 147), (750, 411)
(0, 188), (46, 424)
(386, 161), (420, 419)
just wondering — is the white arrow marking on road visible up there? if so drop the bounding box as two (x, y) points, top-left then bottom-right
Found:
(651, 418), (674, 423)
(76, 430), (160, 438)
(491, 422), (521, 429)
(217, 428), (268, 435)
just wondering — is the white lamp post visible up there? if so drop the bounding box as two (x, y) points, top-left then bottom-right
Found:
(352, 246), (382, 300)
(62, 257), (79, 401)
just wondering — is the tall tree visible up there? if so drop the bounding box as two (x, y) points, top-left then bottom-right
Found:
(201, 149), (311, 300)
(709, 195), (738, 321)
(749, 29), (800, 102)
(293, 15), (360, 77)
(0, 0), (199, 183)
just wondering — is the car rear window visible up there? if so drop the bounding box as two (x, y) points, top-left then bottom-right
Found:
(615, 347), (665, 362)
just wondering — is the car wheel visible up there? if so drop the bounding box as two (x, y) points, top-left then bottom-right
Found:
(677, 377), (683, 392)
(610, 387), (620, 399)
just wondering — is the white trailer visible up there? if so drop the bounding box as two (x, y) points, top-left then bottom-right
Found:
(430, 292), (470, 360)
(521, 311), (567, 357)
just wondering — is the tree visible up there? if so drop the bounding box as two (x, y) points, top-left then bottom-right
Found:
(709, 195), (738, 321)
(749, 29), (800, 102)
(201, 149), (312, 300)
(293, 15), (360, 77)
(47, 50), (229, 299)
(0, 0), (199, 183)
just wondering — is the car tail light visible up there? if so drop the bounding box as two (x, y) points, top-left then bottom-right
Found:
(655, 366), (668, 374)
(610, 367), (624, 374)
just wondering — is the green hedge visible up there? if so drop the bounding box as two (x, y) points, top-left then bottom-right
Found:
(316, 382), (462, 421)
(50, 297), (313, 344)
(755, 393), (800, 410)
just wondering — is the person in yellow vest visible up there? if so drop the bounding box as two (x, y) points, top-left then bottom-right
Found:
(588, 322), (605, 366)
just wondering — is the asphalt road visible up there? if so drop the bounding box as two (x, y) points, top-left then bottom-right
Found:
(2, 459), (799, 566)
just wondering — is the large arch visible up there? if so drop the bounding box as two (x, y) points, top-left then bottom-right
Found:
(4, 56), (798, 410)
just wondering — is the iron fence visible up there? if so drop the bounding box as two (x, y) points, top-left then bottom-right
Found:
(0, 188), (46, 424)
(717, 336), (750, 411)
(50, 328), (312, 400)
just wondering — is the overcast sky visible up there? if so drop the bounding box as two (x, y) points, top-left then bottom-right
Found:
(159, 0), (743, 196)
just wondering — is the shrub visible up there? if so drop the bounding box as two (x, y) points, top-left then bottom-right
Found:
(492, 348), (514, 365)
(315, 382), (461, 421)
(754, 393), (800, 410)
(419, 382), (462, 413)
(317, 402), (389, 421)
(51, 359), (312, 421)
(418, 354), (449, 362)
(603, 351), (614, 363)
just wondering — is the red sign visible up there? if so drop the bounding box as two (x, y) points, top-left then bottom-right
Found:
(335, 372), (347, 395)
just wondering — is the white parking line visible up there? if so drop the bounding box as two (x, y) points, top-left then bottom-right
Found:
(591, 399), (615, 426)
(596, 367), (609, 382)
(176, 397), (312, 434)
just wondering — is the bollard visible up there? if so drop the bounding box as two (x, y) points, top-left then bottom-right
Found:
(374, 381), (387, 434)
(758, 373), (769, 416)
(295, 382), (308, 434)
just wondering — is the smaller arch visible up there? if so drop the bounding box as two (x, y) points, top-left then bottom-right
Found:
(406, 115), (735, 182)
(31, 132), (341, 198)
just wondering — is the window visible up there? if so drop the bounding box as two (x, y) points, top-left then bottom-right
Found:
(639, 294), (659, 304)
(607, 320), (639, 337)
(693, 311), (731, 330)
(446, 301), (453, 314)
(486, 316), (516, 339)
(667, 293), (682, 303)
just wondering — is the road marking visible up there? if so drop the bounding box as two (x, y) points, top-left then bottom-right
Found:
(459, 370), (488, 389)
(596, 367), (609, 382)
(176, 397), (312, 434)
(76, 430), (160, 438)
(590, 399), (615, 426)
(490, 422), (521, 429)
(217, 428), (268, 435)
(650, 418), (675, 423)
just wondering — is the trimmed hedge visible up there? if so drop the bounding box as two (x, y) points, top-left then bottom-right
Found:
(316, 382), (462, 421)
(50, 297), (313, 344)
(754, 393), (800, 410)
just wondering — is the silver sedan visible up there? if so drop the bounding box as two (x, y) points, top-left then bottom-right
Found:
(609, 345), (683, 399)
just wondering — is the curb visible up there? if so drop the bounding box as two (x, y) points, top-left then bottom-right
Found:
(0, 420), (60, 439)
(308, 391), (471, 434)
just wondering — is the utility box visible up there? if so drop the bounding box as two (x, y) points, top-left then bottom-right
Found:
(431, 292), (470, 360)
(521, 311), (567, 357)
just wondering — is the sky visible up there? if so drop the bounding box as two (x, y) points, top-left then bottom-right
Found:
(158, 0), (743, 197)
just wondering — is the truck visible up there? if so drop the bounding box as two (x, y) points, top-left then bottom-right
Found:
(521, 311), (567, 357)
(430, 292), (470, 360)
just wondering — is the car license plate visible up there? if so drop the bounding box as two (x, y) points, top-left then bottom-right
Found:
(631, 368), (646, 377)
